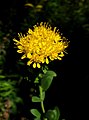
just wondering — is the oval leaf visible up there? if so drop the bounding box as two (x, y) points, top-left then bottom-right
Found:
(45, 110), (55, 120)
(45, 107), (60, 120)
(45, 71), (57, 77)
(32, 96), (42, 102)
(30, 109), (41, 118)
(53, 106), (60, 120)
(41, 71), (57, 91)
(41, 76), (52, 91)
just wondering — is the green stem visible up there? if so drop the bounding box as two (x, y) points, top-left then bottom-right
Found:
(39, 86), (45, 113)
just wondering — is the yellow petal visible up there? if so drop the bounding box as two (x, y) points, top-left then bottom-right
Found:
(21, 55), (26, 59)
(13, 39), (19, 43)
(17, 50), (22, 53)
(28, 28), (33, 34)
(58, 57), (62, 60)
(27, 61), (32, 66)
(59, 52), (64, 57)
(37, 63), (41, 68)
(49, 56), (54, 61)
(25, 3), (34, 8)
(27, 53), (32, 58)
(46, 58), (49, 64)
(33, 63), (36, 68)
(18, 45), (23, 49)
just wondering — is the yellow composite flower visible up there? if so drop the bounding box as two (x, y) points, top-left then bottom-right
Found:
(13, 22), (68, 68)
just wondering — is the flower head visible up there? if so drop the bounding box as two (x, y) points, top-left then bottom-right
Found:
(13, 22), (68, 68)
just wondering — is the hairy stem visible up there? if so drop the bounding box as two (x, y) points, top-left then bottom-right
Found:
(39, 86), (45, 113)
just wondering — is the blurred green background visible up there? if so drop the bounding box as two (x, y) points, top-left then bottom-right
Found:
(0, 0), (89, 119)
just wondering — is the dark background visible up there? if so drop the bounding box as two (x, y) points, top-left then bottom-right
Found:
(0, 0), (89, 120)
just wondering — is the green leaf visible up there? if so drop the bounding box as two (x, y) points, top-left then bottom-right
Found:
(30, 109), (41, 118)
(41, 71), (57, 91)
(15, 97), (23, 103)
(45, 107), (60, 120)
(53, 106), (60, 120)
(10, 101), (17, 114)
(45, 71), (57, 77)
(41, 76), (52, 91)
(32, 96), (42, 102)
(0, 81), (12, 88)
(0, 75), (5, 79)
(34, 118), (41, 120)
(0, 90), (12, 97)
(45, 110), (55, 120)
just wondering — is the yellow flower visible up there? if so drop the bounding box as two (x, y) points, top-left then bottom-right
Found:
(13, 22), (68, 68)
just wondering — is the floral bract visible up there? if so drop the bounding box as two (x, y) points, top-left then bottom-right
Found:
(13, 22), (68, 68)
